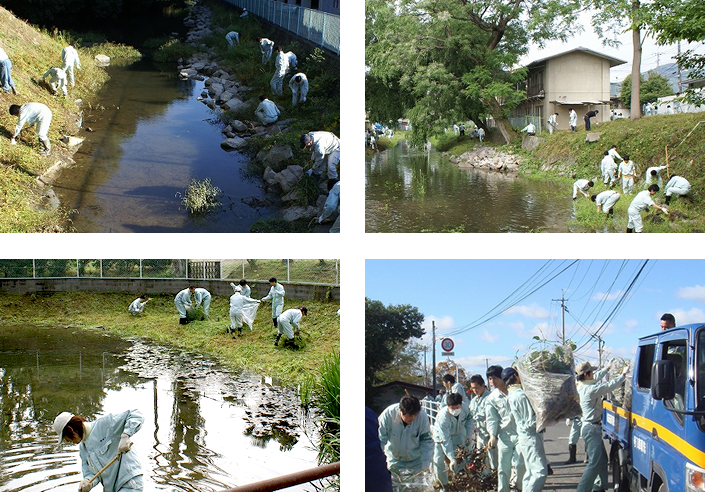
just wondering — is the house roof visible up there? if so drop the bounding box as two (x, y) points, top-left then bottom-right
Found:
(526, 47), (627, 69)
(373, 380), (434, 392)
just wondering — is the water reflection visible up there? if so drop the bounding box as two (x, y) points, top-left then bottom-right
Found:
(0, 326), (316, 492)
(365, 142), (574, 233)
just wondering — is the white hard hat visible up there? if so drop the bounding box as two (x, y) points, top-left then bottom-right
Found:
(53, 412), (74, 443)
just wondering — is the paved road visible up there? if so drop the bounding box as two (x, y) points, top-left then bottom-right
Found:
(542, 421), (603, 492)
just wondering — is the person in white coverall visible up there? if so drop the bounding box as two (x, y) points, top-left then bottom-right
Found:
(521, 122), (536, 135)
(255, 95), (280, 125)
(230, 279), (251, 298)
(301, 131), (341, 180)
(289, 73), (308, 105)
(61, 44), (81, 86)
(318, 180), (340, 233)
(569, 109), (578, 131)
(618, 155), (636, 194)
(576, 361), (627, 492)
(174, 286), (195, 324)
(548, 113), (558, 134)
(270, 46), (289, 95)
(564, 416), (582, 464)
(591, 190), (620, 215)
(0, 47), (17, 94)
(600, 151), (617, 187)
(259, 38), (274, 64)
(225, 31), (239, 48)
(193, 287), (211, 318)
(378, 395), (433, 476)
(469, 374), (497, 472)
(644, 165), (666, 188)
(627, 185), (668, 233)
(228, 287), (260, 337)
(9, 103), (53, 155)
(440, 373), (469, 407)
(486, 365), (525, 492)
(503, 367), (549, 492)
(42, 67), (68, 96)
(573, 179), (594, 199)
(53, 409), (144, 492)
(285, 51), (298, 71)
(275, 306), (307, 348)
(664, 175), (691, 204)
(477, 127), (485, 142)
(261, 277), (285, 327)
(608, 145), (623, 163)
(128, 295), (151, 315)
(433, 393), (474, 487)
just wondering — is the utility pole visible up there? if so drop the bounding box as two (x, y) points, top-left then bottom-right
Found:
(677, 41), (683, 93)
(486, 358), (489, 369)
(552, 291), (568, 344)
(432, 321), (437, 397)
(597, 335), (604, 367)
(423, 345), (428, 387)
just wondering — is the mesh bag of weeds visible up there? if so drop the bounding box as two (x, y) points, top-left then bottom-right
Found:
(391, 469), (434, 492)
(608, 357), (633, 409)
(515, 342), (581, 432)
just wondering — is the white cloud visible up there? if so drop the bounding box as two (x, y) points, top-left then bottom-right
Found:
(677, 285), (705, 303)
(506, 304), (549, 319)
(624, 319), (638, 328)
(422, 315), (455, 333)
(591, 290), (625, 301)
(481, 329), (499, 343)
(670, 307), (705, 326)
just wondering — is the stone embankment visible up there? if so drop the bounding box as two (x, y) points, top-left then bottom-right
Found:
(177, 3), (322, 222)
(446, 146), (521, 173)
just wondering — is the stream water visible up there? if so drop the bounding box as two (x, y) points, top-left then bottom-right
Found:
(0, 325), (318, 492)
(365, 142), (575, 233)
(54, 60), (275, 232)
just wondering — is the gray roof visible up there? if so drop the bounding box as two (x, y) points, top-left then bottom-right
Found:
(527, 47), (627, 69)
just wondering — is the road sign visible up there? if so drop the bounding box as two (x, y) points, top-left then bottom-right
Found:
(442, 352), (454, 357)
(441, 338), (454, 352)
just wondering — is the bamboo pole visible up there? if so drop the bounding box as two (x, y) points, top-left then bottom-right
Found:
(220, 462), (341, 492)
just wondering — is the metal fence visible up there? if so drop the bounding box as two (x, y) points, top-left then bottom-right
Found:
(0, 260), (340, 285)
(221, 0), (340, 54)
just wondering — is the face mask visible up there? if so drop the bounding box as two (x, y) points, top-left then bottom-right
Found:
(448, 408), (461, 417)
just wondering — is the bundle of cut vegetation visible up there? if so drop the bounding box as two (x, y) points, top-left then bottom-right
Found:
(441, 444), (497, 492)
(515, 342), (581, 432)
(608, 357), (633, 409)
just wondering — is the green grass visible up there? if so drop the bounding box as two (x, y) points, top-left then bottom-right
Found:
(0, 292), (340, 386)
(0, 6), (141, 231)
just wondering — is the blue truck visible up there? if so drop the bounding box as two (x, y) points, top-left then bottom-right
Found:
(602, 323), (705, 492)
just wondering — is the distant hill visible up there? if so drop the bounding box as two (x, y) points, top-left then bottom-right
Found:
(613, 62), (689, 95)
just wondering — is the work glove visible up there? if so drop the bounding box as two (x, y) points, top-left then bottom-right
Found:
(10, 138), (16, 145)
(78, 479), (92, 492)
(118, 433), (132, 453)
(622, 365), (630, 376)
(487, 435), (497, 449)
(450, 459), (460, 473)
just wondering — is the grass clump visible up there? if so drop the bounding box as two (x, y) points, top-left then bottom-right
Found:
(181, 178), (222, 213)
(143, 37), (195, 62)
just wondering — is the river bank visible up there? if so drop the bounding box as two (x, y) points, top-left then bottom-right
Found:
(394, 113), (705, 232)
(0, 292), (340, 386)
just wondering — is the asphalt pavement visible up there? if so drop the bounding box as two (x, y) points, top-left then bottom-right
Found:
(542, 422), (595, 492)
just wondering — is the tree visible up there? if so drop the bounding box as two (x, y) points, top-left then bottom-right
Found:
(646, 0), (705, 106)
(375, 342), (428, 386)
(620, 72), (672, 108)
(589, 0), (658, 120)
(436, 360), (470, 387)
(366, 0), (583, 144)
(365, 298), (425, 394)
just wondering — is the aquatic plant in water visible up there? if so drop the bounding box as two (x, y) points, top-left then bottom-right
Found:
(180, 178), (222, 213)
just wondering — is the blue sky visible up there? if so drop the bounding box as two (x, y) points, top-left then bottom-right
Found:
(366, 259), (705, 376)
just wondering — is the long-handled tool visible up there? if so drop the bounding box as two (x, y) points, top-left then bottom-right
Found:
(87, 451), (124, 486)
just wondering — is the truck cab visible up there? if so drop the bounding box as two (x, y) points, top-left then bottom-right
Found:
(603, 323), (705, 492)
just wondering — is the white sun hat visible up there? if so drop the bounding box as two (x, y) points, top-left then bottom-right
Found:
(53, 412), (74, 444)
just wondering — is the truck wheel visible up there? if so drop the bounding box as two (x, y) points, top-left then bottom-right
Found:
(611, 447), (629, 492)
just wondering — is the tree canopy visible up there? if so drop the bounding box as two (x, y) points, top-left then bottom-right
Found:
(620, 72), (673, 108)
(365, 297), (425, 394)
(366, 0), (583, 144)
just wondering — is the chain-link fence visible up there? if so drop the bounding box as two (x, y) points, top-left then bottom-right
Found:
(221, 0), (340, 54)
(0, 260), (340, 285)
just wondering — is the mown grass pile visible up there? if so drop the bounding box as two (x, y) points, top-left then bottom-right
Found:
(0, 6), (140, 232)
(0, 291), (340, 386)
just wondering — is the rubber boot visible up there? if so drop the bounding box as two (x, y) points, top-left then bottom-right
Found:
(274, 333), (282, 346)
(627, 227), (633, 233)
(565, 444), (577, 464)
(284, 338), (299, 349)
(273, 317), (278, 327)
(238, 328), (243, 337)
(547, 464), (553, 476)
(179, 317), (189, 325)
(665, 195), (671, 205)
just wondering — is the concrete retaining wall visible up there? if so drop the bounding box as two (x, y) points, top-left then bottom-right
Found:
(0, 278), (339, 301)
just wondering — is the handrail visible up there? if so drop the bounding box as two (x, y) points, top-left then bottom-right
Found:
(220, 462), (340, 492)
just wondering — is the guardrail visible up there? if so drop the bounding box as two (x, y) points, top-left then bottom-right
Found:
(221, 0), (340, 54)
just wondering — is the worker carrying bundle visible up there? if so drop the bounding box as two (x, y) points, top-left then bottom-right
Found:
(607, 357), (633, 409)
(514, 342), (581, 432)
